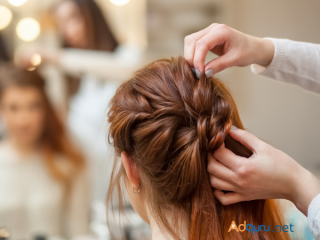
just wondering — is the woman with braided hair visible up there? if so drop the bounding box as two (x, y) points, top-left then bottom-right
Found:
(106, 56), (291, 240)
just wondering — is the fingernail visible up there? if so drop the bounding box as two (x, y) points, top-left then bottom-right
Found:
(231, 125), (238, 131)
(191, 67), (195, 73)
(205, 69), (214, 78)
(195, 68), (201, 79)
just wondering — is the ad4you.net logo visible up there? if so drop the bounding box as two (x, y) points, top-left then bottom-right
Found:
(228, 221), (294, 235)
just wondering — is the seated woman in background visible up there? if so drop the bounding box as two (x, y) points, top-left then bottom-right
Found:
(106, 57), (291, 240)
(0, 65), (90, 240)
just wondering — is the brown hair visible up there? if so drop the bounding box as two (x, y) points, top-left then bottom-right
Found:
(0, 64), (85, 190)
(107, 57), (290, 240)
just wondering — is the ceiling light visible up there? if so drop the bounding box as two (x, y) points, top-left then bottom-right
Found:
(109, 0), (130, 6)
(30, 54), (41, 66)
(0, 6), (12, 30)
(16, 18), (40, 42)
(8, 0), (28, 7)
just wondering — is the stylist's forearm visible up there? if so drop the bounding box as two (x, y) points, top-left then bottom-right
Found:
(43, 49), (61, 65)
(291, 168), (320, 216)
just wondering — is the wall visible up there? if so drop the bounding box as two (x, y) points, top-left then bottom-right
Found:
(223, 0), (320, 172)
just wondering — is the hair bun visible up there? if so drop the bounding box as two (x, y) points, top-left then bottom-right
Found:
(108, 56), (235, 203)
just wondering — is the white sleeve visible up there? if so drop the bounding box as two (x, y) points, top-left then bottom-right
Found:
(308, 193), (320, 239)
(251, 38), (320, 94)
(58, 45), (144, 82)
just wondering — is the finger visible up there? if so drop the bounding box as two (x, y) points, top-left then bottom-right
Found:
(204, 53), (235, 74)
(184, 26), (214, 67)
(209, 176), (235, 191)
(229, 128), (264, 153)
(212, 143), (244, 171)
(207, 151), (235, 180)
(214, 189), (246, 205)
(193, 28), (226, 73)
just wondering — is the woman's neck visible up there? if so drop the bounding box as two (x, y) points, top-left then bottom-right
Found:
(150, 217), (172, 240)
(148, 207), (188, 240)
(5, 137), (39, 157)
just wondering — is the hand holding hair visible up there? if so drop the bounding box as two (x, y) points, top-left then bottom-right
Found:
(208, 127), (320, 216)
(184, 23), (275, 76)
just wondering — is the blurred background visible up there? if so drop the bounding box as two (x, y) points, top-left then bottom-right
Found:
(0, 0), (319, 240)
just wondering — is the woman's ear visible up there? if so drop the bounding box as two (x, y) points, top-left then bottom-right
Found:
(121, 151), (140, 189)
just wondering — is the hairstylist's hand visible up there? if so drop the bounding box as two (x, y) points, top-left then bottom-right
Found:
(184, 23), (275, 76)
(16, 46), (60, 69)
(207, 127), (320, 216)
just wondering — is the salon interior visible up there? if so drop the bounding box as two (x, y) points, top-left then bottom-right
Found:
(0, 0), (320, 240)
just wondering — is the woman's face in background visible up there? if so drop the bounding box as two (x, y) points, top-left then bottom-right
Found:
(0, 86), (45, 146)
(55, 0), (89, 49)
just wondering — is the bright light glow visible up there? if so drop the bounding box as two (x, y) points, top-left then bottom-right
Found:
(0, 6), (12, 30)
(30, 54), (41, 66)
(8, 0), (28, 7)
(109, 0), (130, 6)
(27, 67), (35, 71)
(16, 18), (40, 42)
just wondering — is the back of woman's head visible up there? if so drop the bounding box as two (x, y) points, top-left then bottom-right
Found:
(107, 57), (290, 240)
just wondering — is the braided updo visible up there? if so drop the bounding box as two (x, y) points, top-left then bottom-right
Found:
(107, 57), (288, 240)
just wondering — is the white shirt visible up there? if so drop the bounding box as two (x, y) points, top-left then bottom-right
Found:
(58, 44), (144, 82)
(251, 38), (320, 94)
(0, 142), (90, 240)
(251, 37), (320, 239)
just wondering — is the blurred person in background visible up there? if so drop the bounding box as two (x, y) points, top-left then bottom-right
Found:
(18, 0), (144, 202)
(106, 56), (291, 240)
(19, 0), (141, 79)
(0, 65), (90, 240)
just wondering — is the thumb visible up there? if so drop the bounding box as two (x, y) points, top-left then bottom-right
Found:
(228, 126), (263, 153)
(204, 53), (235, 74)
